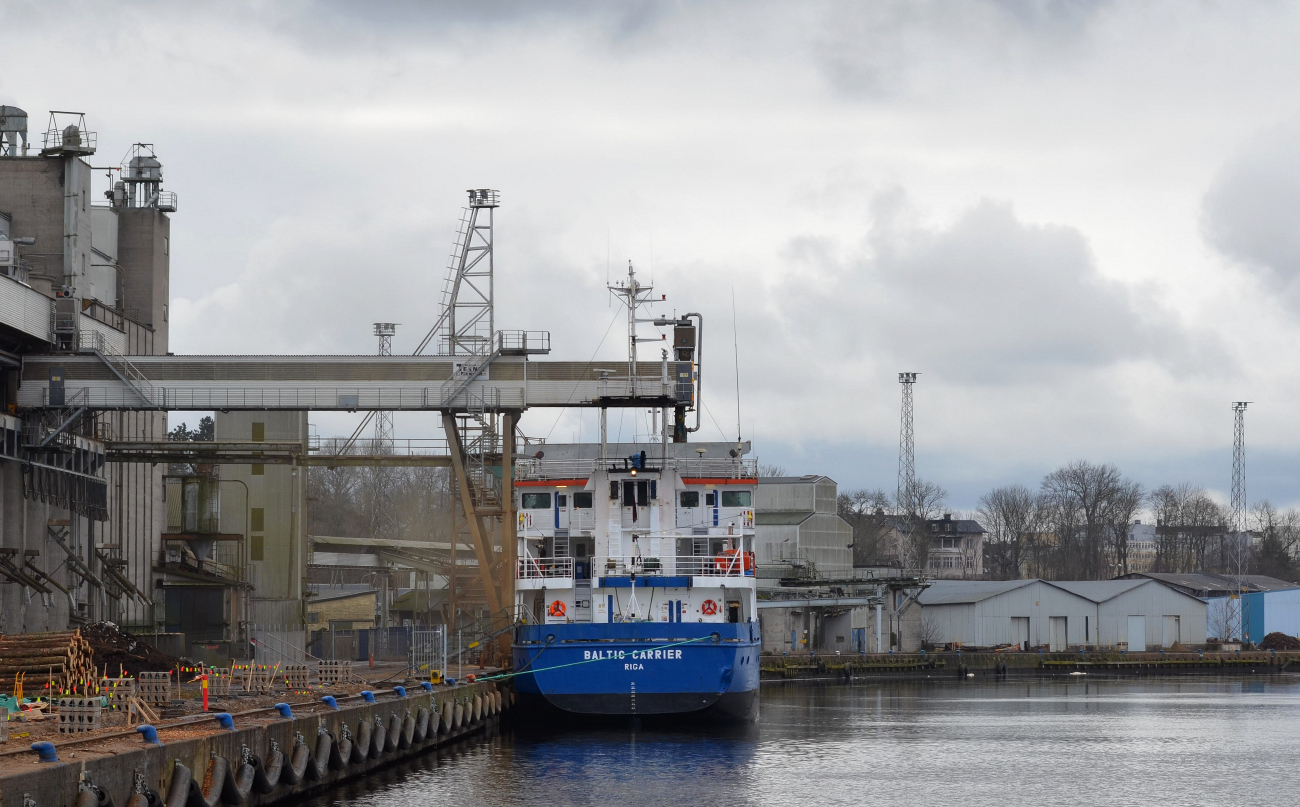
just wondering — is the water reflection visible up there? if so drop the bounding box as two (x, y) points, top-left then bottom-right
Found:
(301, 676), (1300, 807)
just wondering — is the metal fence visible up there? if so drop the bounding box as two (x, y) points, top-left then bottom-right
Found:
(410, 627), (448, 682)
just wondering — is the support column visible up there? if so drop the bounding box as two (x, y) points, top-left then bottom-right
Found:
(501, 411), (517, 618)
(442, 414), (502, 615)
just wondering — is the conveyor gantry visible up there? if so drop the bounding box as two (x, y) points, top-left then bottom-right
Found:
(19, 354), (685, 412)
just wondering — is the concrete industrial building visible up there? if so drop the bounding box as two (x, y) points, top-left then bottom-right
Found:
(217, 411), (309, 630)
(755, 475), (857, 654)
(755, 475), (852, 577)
(915, 578), (1207, 651)
(0, 109), (170, 635)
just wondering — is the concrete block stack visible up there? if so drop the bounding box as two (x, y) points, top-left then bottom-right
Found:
(56, 696), (103, 733)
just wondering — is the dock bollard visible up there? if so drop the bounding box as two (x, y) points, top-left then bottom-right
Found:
(214, 713), (235, 730)
(274, 703), (293, 718)
(136, 725), (162, 745)
(361, 691), (376, 703)
(31, 741), (58, 762)
(420, 682), (433, 692)
(393, 686), (407, 698)
(322, 696), (339, 710)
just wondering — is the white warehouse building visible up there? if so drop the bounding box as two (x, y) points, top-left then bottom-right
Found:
(917, 579), (1207, 651)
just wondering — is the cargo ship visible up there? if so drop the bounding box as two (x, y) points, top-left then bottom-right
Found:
(510, 266), (760, 721)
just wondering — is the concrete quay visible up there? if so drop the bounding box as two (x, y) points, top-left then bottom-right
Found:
(0, 680), (510, 807)
(761, 650), (1300, 681)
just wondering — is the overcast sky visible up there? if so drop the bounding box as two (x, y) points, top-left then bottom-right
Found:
(6, 0), (1300, 510)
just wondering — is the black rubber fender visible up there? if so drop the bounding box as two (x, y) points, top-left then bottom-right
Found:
(77, 785), (118, 807)
(311, 730), (335, 778)
(385, 714), (402, 752)
(439, 701), (453, 734)
(282, 742), (306, 786)
(253, 749), (281, 794)
(414, 707), (431, 743)
(370, 718), (388, 758)
(223, 760), (255, 805)
(189, 756), (227, 807)
(400, 714), (416, 749)
(350, 719), (372, 764)
(332, 730), (351, 772)
(125, 789), (162, 807)
(165, 763), (193, 807)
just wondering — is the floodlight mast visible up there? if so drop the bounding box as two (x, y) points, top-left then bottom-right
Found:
(1231, 401), (1250, 641)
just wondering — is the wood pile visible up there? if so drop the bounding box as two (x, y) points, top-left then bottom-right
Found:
(0, 629), (96, 695)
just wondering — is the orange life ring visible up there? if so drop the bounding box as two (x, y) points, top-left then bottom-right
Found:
(701, 599), (718, 616)
(548, 600), (566, 618)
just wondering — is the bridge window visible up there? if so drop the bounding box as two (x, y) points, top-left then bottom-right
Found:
(557, 494), (567, 507)
(521, 492), (551, 509)
(705, 493), (716, 506)
(680, 491), (700, 508)
(721, 490), (751, 507)
(573, 491), (593, 508)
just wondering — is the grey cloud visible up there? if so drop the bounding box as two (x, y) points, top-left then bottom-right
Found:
(1202, 120), (1300, 286)
(811, 0), (1109, 98)
(772, 193), (1225, 383)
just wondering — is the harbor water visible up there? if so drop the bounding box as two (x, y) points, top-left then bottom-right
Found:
(301, 676), (1300, 806)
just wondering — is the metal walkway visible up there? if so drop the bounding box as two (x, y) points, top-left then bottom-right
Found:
(19, 354), (684, 411)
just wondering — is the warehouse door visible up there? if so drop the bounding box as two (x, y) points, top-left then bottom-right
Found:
(1011, 617), (1030, 651)
(1048, 617), (1067, 652)
(1163, 615), (1180, 648)
(1127, 615), (1146, 651)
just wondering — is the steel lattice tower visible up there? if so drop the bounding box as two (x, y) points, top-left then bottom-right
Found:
(370, 323), (398, 544)
(1230, 401), (1250, 640)
(897, 373), (918, 510)
(373, 323), (397, 450)
(443, 189), (498, 357)
(1231, 402), (1249, 533)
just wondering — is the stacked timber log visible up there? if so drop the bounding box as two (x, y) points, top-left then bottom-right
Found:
(0, 629), (96, 695)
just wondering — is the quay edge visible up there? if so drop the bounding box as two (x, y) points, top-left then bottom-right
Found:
(761, 650), (1300, 681)
(0, 680), (510, 807)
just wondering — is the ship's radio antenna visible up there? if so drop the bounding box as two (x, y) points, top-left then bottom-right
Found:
(732, 287), (741, 444)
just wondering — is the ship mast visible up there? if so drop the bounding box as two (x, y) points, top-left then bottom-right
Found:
(608, 261), (662, 397)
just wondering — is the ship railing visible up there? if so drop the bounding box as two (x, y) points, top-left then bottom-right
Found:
(516, 555), (574, 580)
(598, 555), (750, 578)
(513, 456), (758, 481)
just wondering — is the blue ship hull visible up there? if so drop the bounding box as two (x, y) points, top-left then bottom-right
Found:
(512, 622), (761, 722)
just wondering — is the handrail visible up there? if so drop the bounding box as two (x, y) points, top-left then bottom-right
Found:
(516, 556), (575, 580)
(597, 554), (751, 578)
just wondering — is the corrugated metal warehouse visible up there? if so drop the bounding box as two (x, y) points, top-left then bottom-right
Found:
(917, 579), (1207, 650)
(1241, 588), (1300, 645)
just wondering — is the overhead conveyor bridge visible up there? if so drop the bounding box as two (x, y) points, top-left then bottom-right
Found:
(19, 353), (685, 412)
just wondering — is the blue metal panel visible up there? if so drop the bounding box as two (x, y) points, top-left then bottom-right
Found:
(599, 575), (692, 588)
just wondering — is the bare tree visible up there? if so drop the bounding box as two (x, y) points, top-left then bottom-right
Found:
(895, 479), (947, 572)
(978, 485), (1043, 580)
(1149, 484), (1227, 573)
(839, 488), (893, 567)
(918, 609), (943, 649)
(1250, 500), (1300, 582)
(758, 464), (788, 477)
(1105, 480), (1145, 576)
(1040, 461), (1141, 580)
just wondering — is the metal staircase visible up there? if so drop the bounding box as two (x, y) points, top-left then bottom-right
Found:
(79, 331), (156, 405)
